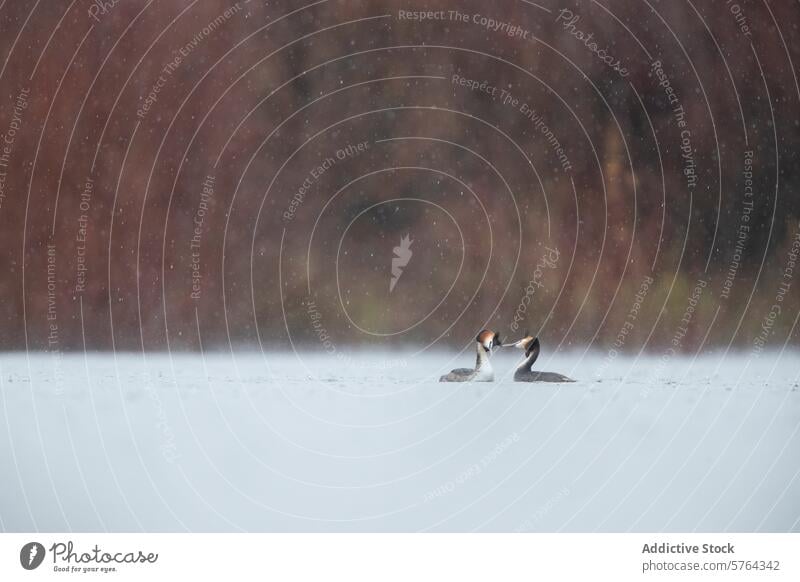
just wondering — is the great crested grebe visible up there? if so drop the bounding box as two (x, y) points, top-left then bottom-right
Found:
(505, 335), (574, 382)
(439, 329), (502, 382)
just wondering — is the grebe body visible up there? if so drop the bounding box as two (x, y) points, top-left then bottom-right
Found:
(506, 336), (574, 383)
(440, 330), (501, 382)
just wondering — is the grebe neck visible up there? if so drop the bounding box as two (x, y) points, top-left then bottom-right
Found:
(516, 342), (540, 373)
(474, 342), (493, 378)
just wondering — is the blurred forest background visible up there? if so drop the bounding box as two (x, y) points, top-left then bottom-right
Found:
(0, 0), (798, 352)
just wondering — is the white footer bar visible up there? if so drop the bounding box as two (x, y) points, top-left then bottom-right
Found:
(1, 533), (797, 581)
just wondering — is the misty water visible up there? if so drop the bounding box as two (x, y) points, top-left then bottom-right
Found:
(1, 349), (797, 532)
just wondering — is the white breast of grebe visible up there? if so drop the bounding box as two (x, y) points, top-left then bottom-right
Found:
(473, 357), (494, 381)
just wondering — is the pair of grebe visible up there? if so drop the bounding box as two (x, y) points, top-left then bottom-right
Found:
(439, 329), (574, 383)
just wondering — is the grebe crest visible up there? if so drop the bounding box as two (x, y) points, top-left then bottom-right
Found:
(507, 334), (538, 356)
(476, 329), (502, 352)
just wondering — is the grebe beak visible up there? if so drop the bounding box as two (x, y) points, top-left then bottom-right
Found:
(502, 337), (526, 348)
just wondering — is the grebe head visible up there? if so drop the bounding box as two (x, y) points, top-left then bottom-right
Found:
(505, 333), (539, 356)
(476, 329), (502, 352)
